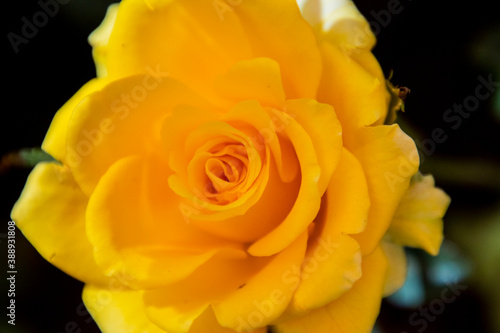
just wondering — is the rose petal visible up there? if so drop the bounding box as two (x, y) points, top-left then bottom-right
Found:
(285, 234), (361, 317)
(82, 285), (164, 333)
(104, 0), (252, 104)
(381, 240), (407, 296)
(88, 4), (119, 78)
(161, 105), (219, 175)
(181, 158), (298, 243)
(298, 0), (376, 53)
(387, 173), (450, 255)
(351, 124), (419, 255)
(104, 0), (321, 100)
(284, 98), (342, 195)
(168, 110), (272, 224)
(66, 75), (211, 195)
(41, 78), (108, 163)
(317, 42), (389, 145)
(185, 121), (263, 200)
(233, 0), (322, 98)
(86, 155), (245, 289)
(215, 57), (286, 108)
(283, 148), (368, 315)
(248, 110), (322, 256)
(189, 307), (267, 333)
(11, 162), (109, 285)
(273, 246), (388, 333)
(144, 252), (270, 332)
(164, 100), (302, 243)
(320, 148), (369, 235)
(349, 49), (386, 85)
(213, 232), (309, 330)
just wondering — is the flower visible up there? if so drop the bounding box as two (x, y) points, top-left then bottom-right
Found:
(12, 0), (450, 332)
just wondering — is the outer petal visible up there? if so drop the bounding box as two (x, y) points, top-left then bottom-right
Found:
(387, 174), (450, 255)
(273, 246), (388, 333)
(41, 78), (108, 163)
(284, 148), (367, 316)
(66, 75), (211, 196)
(105, 0), (321, 100)
(317, 42), (389, 145)
(105, 0), (252, 104)
(82, 285), (164, 333)
(88, 4), (119, 77)
(232, 0), (322, 98)
(297, 0), (387, 105)
(11, 162), (109, 285)
(381, 240), (407, 296)
(351, 124), (419, 255)
(349, 49), (386, 84)
(298, 0), (375, 51)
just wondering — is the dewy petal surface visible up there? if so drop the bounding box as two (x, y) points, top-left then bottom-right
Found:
(11, 163), (109, 285)
(273, 246), (388, 333)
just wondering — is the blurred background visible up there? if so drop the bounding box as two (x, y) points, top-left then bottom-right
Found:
(1, 0), (499, 332)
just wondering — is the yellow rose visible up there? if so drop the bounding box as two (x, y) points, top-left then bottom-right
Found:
(12, 0), (450, 332)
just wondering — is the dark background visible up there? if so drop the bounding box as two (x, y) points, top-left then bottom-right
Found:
(2, 0), (499, 332)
